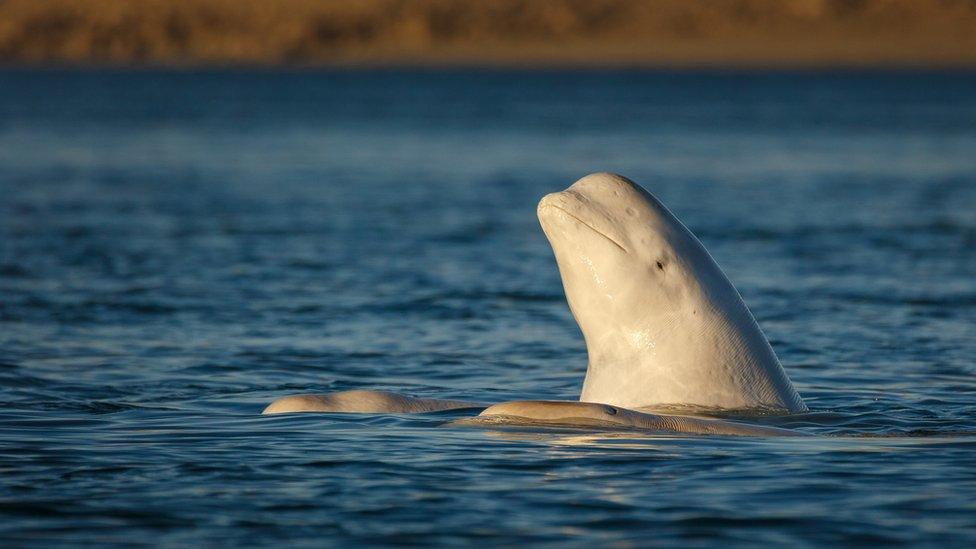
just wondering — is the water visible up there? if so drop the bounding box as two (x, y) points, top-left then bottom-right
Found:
(1, 69), (975, 545)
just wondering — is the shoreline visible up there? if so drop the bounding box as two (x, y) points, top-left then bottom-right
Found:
(4, 63), (976, 73)
(2, 0), (975, 69)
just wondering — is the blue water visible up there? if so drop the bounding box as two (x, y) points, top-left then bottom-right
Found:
(1, 69), (975, 545)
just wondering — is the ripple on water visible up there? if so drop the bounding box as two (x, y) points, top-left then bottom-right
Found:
(1, 69), (976, 545)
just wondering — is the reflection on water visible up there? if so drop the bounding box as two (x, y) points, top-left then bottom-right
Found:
(1, 69), (975, 545)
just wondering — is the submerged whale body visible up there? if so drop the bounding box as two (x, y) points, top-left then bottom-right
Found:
(470, 401), (802, 437)
(263, 390), (482, 415)
(264, 173), (807, 436)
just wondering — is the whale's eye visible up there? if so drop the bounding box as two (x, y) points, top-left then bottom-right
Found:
(605, 406), (617, 415)
(656, 261), (665, 271)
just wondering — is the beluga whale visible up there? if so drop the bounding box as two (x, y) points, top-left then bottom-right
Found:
(538, 172), (805, 413)
(264, 173), (807, 436)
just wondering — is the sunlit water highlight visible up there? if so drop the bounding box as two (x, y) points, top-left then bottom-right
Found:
(1, 69), (975, 545)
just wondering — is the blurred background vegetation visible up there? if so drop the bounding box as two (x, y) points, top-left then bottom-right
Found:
(1, 0), (975, 67)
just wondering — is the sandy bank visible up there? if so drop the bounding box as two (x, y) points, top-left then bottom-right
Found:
(1, 0), (975, 67)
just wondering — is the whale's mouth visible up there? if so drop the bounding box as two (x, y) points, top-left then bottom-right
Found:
(544, 204), (628, 253)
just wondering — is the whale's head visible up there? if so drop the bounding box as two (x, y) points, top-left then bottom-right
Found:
(537, 172), (716, 343)
(537, 172), (805, 412)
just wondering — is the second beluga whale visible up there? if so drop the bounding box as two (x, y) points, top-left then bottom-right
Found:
(263, 173), (807, 436)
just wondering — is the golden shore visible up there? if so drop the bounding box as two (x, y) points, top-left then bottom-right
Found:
(1, 0), (975, 67)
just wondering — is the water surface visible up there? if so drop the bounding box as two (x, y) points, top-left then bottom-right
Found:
(1, 69), (975, 545)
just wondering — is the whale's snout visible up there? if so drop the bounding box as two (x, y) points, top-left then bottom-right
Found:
(537, 172), (640, 228)
(536, 189), (579, 236)
(536, 191), (566, 220)
(537, 187), (628, 254)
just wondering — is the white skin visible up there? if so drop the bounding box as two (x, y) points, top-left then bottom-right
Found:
(537, 173), (806, 412)
(263, 173), (807, 436)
